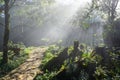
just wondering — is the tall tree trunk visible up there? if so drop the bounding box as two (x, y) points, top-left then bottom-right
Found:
(2, 0), (10, 64)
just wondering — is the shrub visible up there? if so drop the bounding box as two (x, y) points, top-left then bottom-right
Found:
(0, 42), (32, 77)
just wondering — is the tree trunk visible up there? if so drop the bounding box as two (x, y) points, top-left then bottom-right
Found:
(2, 0), (10, 64)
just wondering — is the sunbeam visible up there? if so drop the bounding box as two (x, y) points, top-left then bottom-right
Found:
(41, 0), (91, 45)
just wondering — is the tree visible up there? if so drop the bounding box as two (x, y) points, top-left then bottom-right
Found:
(98, 0), (119, 24)
(2, 0), (10, 64)
(1, 0), (54, 64)
(1, 0), (16, 64)
(0, 0), (11, 64)
(90, 0), (120, 47)
(100, 0), (120, 47)
(73, 0), (120, 47)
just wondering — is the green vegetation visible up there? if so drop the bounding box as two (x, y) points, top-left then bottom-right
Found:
(0, 0), (120, 80)
(0, 42), (33, 77)
(34, 43), (120, 80)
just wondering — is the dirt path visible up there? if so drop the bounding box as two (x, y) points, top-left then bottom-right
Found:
(0, 47), (47, 80)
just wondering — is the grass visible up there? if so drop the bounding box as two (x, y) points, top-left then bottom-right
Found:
(0, 47), (33, 78)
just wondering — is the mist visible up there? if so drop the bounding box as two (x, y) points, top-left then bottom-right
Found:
(1, 0), (120, 79)
(0, 0), (104, 49)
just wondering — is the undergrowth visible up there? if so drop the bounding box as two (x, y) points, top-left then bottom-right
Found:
(0, 42), (33, 77)
(34, 44), (120, 80)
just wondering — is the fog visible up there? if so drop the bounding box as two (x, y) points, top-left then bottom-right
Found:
(0, 0), (104, 49)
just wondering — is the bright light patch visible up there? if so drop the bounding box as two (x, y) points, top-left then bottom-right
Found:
(56, 0), (74, 5)
(55, 0), (91, 5)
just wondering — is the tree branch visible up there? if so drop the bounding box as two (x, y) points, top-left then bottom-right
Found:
(9, 0), (16, 9)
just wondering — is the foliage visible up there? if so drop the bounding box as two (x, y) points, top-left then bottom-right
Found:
(94, 65), (108, 80)
(35, 71), (57, 80)
(103, 19), (120, 47)
(8, 41), (26, 49)
(35, 44), (120, 80)
(0, 43), (32, 77)
(78, 70), (89, 80)
(81, 53), (101, 67)
(40, 45), (61, 70)
(35, 45), (62, 80)
(67, 46), (74, 54)
(0, 0), (4, 4)
(10, 0), (55, 28)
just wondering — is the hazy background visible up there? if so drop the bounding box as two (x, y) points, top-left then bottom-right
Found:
(0, 0), (106, 50)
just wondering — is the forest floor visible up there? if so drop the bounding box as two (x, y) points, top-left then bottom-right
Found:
(0, 47), (47, 80)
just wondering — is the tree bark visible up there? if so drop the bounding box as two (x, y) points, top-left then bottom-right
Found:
(2, 0), (10, 64)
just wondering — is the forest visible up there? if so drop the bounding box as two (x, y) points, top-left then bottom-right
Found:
(0, 0), (120, 80)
